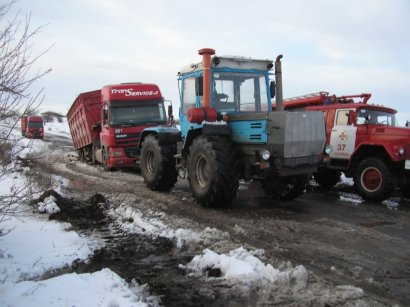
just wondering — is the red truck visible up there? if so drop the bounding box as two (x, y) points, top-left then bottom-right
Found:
(279, 92), (410, 201)
(67, 83), (167, 170)
(21, 115), (44, 139)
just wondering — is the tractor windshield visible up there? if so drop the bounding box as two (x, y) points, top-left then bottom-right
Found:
(211, 72), (269, 112)
(356, 108), (398, 126)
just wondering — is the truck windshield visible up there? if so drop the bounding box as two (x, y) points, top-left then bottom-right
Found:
(211, 72), (269, 112)
(109, 101), (166, 127)
(28, 122), (43, 128)
(356, 108), (397, 126)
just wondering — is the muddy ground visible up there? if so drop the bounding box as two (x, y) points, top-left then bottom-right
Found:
(25, 134), (410, 306)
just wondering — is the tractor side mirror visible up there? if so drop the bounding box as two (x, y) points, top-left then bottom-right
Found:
(270, 81), (276, 99)
(195, 76), (203, 96)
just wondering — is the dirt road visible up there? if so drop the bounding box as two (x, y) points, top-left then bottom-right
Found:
(28, 133), (410, 306)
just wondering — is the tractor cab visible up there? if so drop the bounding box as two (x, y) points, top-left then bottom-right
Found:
(178, 53), (275, 139)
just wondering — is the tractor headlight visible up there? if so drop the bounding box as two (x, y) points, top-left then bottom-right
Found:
(260, 150), (271, 161)
(324, 144), (333, 155)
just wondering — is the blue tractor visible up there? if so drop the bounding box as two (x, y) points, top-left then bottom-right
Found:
(139, 48), (326, 207)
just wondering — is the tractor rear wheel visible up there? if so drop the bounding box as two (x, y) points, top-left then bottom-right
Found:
(188, 135), (239, 207)
(140, 134), (177, 191)
(354, 157), (396, 201)
(314, 170), (341, 188)
(263, 175), (309, 201)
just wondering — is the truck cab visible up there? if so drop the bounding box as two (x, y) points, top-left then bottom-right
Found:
(24, 116), (44, 139)
(98, 83), (167, 169)
(282, 92), (410, 201)
(67, 83), (168, 170)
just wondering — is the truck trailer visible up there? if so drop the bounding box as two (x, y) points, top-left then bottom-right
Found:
(67, 83), (167, 170)
(21, 115), (44, 139)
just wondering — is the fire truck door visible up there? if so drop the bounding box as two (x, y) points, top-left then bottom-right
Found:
(329, 109), (357, 160)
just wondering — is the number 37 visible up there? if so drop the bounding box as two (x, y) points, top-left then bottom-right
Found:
(337, 144), (346, 151)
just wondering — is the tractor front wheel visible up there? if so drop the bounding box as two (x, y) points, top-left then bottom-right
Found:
(140, 134), (177, 191)
(188, 135), (239, 207)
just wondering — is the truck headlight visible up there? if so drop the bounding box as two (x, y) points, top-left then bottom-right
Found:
(324, 144), (333, 155)
(260, 150), (270, 161)
(399, 147), (405, 155)
(110, 151), (122, 157)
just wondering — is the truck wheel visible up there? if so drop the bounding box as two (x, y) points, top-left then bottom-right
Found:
(102, 148), (113, 171)
(140, 134), (177, 191)
(263, 175), (309, 201)
(188, 135), (239, 207)
(78, 149), (85, 162)
(354, 157), (396, 201)
(314, 170), (341, 188)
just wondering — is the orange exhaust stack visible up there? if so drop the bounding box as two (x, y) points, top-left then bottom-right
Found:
(198, 48), (215, 108)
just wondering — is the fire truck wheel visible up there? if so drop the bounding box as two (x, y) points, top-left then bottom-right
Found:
(102, 148), (114, 171)
(313, 170), (341, 188)
(263, 175), (309, 201)
(354, 157), (396, 201)
(188, 135), (239, 208)
(140, 134), (177, 191)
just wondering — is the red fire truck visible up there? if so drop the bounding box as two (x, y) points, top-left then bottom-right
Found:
(67, 83), (167, 170)
(21, 115), (44, 139)
(278, 92), (410, 201)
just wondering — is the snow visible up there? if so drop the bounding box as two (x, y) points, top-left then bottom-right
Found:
(37, 195), (60, 214)
(111, 204), (230, 248)
(0, 118), (156, 306)
(181, 247), (309, 291)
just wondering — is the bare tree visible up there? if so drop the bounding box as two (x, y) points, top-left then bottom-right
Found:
(0, 1), (52, 232)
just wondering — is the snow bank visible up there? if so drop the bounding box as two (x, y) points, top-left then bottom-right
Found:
(37, 195), (60, 214)
(1, 269), (155, 307)
(0, 214), (92, 284)
(111, 204), (230, 248)
(182, 247), (308, 291)
(0, 119), (157, 306)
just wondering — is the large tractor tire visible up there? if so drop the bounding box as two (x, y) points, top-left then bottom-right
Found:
(263, 175), (309, 201)
(140, 134), (177, 191)
(354, 157), (396, 201)
(313, 170), (341, 188)
(188, 135), (239, 208)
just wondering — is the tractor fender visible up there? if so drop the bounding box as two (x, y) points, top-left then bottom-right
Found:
(182, 124), (231, 156)
(139, 126), (181, 148)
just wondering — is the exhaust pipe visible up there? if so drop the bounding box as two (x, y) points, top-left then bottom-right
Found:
(198, 48), (215, 109)
(275, 55), (284, 111)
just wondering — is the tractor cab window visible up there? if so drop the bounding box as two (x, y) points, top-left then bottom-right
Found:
(212, 72), (268, 113)
(356, 108), (397, 126)
(182, 77), (197, 114)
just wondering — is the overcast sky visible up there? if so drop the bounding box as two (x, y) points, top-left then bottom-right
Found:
(8, 0), (410, 121)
